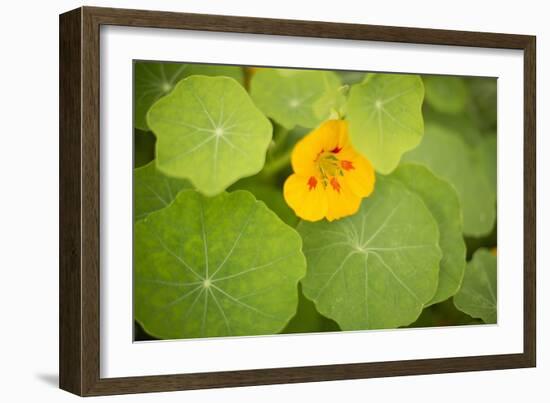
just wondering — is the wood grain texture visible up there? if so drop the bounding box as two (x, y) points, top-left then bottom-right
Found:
(59, 5), (537, 396)
(523, 38), (536, 367)
(59, 7), (83, 395)
(81, 5), (102, 396)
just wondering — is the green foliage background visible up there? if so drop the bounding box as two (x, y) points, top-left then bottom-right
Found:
(133, 62), (497, 341)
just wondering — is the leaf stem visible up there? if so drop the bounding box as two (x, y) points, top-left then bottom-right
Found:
(262, 149), (292, 178)
(272, 129), (290, 152)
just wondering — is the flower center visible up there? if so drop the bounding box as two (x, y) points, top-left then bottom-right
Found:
(313, 147), (355, 189)
(316, 151), (343, 183)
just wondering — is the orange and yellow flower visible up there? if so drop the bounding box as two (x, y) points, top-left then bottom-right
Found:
(283, 120), (376, 222)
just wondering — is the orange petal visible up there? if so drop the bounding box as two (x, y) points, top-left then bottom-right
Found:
(325, 179), (362, 221)
(283, 174), (328, 222)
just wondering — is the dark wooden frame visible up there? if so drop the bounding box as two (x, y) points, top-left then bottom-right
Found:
(59, 6), (536, 396)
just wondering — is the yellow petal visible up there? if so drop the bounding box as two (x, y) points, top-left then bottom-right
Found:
(290, 135), (319, 177)
(325, 177), (362, 221)
(291, 120), (349, 176)
(313, 119), (349, 152)
(341, 153), (376, 198)
(283, 173), (328, 222)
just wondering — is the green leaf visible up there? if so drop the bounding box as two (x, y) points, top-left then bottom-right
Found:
(423, 75), (468, 114)
(312, 83), (347, 120)
(134, 161), (190, 222)
(423, 105), (483, 146)
(281, 285), (340, 334)
(408, 298), (482, 328)
(346, 73), (425, 174)
(337, 70), (367, 85)
(454, 248), (497, 324)
(298, 177), (441, 330)
(250, 68), (343, 129)
(402, 123), (496, 237)
(390, 164), (466, 305)
(467, 77), (497, 131)
(134, 321), (158, 341)
(423, 77), (497, 147)
(134, 62), (243, 130)
(229, 178), (299, 227)
(475, 134), (497, 189)
(134, 190), (306, 339)
(147, 75), (272, 196)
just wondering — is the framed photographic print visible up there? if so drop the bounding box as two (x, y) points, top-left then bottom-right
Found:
(59, 6), (536, 396)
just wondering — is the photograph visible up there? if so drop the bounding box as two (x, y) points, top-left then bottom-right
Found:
(132, 62), (498, 341)
(52, 3), (540, 396)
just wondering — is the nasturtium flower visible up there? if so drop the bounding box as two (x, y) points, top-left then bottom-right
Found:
(283, 120), (376, 222)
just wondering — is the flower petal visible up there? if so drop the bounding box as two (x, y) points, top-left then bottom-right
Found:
(283, 173), (328, 221)
(325, 178), (362, 221)
(291, 120), (349, 175)
(314, 119), (350, 152)
(290, 135), (319, 176)
(342, 153), (376, 198)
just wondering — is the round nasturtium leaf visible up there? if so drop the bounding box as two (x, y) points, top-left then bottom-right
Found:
(282, 285), (340, 334)
(468, 77), (497, 130)
(229, 178), (299, 227)
(422, 104), (483, 146)
(134, 62), (244, 131)
(298, 177), (442, 330)
(475, 134), (497, 188)
(147, 76), (273, 196)
(390, 164), (466, 305)
(408, 297), (483, 328)
(454, 248), (497, 324)
(423, 75), (468, 114)
(134, 190), (306, 339)
(346, 73), (425, 174)
(250, 68), (343, 129)
(134, 161), (190, 222)
(402, 123), (496, 237)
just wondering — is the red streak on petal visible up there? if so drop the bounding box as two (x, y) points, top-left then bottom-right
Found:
(341, 160), (355, 171)
(331, 146), (342, 154)
(330, 177), (341, 193)
(307, 176), (318, 191)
